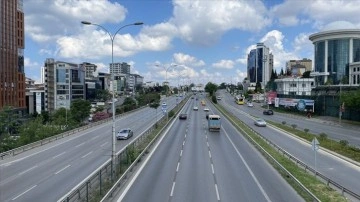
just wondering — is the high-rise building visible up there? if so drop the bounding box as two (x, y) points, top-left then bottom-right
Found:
(109, 62), (130, 74)
(0, 0), (26, 111)
(80, 62), (97, 79)
(286, 58), (312, 76)
(247, 43), (273, 89)
(309, 29), (360, 85)
(44, 58), (85, 113)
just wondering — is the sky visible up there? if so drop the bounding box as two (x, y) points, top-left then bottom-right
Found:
(23, 0), (360, 86)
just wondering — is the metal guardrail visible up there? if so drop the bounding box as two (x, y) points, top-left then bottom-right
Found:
(0, 106), (146, 160)
(215, 101), (360, 201)
(213, 101), (321, 201)
(57, 98), (188, 202)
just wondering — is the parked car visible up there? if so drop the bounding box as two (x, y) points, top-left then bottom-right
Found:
(116, 128), (133, 140)
(254, 118), (267, 127)
(263, 109), (274, 115)
(193, 106), (199, 111)
(179, 113), (187, 120)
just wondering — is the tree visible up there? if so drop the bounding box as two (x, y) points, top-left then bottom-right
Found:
(302, 71), (311, 78)
(0, 106), (20, 136)
(218, 82), (227, 89)
(341, 89), (360, 110)
(280, 68), (284, 76)
(255, 82), (262, 93)
(69, 99), (91, 123)
(205, 82), (218, 96)
(95, 89), (111, 101)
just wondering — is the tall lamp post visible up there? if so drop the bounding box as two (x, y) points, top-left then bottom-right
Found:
(81, 20), (143, 179)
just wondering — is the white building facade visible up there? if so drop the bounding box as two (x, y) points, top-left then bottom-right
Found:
(275, 77), (315, 96)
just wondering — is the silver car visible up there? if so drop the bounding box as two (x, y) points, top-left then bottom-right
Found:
(116, 128), (133, 140)
(254, 118), (266, 127)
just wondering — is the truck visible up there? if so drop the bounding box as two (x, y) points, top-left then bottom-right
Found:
(208, 114), (221, 132)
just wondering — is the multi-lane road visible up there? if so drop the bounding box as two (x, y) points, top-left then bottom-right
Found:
(119, 97), (304, 202)
(0, 97), (181, 202)
(1, 92), (359, 202)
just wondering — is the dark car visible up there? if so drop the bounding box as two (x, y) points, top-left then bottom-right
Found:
(263, 109), (274, 115)
(179, 113), (187, 120)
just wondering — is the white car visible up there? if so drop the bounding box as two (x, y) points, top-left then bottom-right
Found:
(116, 128), (134, 140)
(247, 102), (254, 107)
(203, 107), (209, 112)
(193, 106), (199, 111)
(254, 118), (266, 127)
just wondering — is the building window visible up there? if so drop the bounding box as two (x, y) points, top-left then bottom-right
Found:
(302, 83), (306, 87)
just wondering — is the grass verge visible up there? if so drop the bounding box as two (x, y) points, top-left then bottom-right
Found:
(215, 104), (347, 202)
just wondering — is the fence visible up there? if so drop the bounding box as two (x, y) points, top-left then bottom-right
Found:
(58, 98), (187, 202)
(0, 106), (146, 160)
(215, 101), (360, 201)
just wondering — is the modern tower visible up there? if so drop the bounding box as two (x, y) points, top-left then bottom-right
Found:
(0, 0), (26, 111)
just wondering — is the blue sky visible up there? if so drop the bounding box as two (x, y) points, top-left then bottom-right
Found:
(23, 0), (360, 86)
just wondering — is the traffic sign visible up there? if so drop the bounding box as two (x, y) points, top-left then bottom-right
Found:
(312, 137), (319, 151)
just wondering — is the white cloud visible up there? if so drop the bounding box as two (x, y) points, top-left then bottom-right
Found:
(212, 60), (235, 69)
(171, 0), (271, 46)
(173, 53), (205, 67)
(25, 0), (127, 43)
(24, 57), (39, 69)
(271, 0), (360, 29)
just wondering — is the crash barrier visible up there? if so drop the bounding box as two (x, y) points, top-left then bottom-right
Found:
(215, 102), (360, 201)
(58, 98), (188, 202)
(0, 106), (146, 160)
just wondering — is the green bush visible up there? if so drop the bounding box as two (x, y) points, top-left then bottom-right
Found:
(212, 95), (218, 104)
(168, 110), (175, 118)
(282, 121), (286, 125)
(291, 124), (297, 129)
(304, 128), (309, 133)
(339, 140), (349, 147)
(319, 133), (327, 140)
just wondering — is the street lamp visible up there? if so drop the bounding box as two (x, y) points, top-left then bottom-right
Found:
(81, 20), (143, 180)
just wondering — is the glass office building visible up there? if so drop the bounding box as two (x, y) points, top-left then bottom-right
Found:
(309, 29), (360, 85)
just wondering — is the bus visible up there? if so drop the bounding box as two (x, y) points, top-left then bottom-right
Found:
(235, 96), (245, 105)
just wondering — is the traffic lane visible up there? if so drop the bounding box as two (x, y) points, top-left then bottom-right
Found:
(242, 105), (360, 146)
(227, 104), (360, 195)
(0, 108), (159, 201)
(223, 94), (360, 147)
(0, 107), (151, 181)
(171, 108), (218, 202)
(207, 102), (304, 202)
(121, 106), (190, 202)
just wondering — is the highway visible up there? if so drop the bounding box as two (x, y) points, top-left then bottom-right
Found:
(119, 96), (304, 202)
(0, 96), (181, 202)
(217, 90), (360, 197)
(219, 90), (360, 148)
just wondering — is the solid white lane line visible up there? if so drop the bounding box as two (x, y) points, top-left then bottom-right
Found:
(52, 152), (66, 159)
(100, 142), (108, 147)
(55, 164), (71, 175)
(75, 142), (85, 148)
(215, 184), (220, 201)
(12, 185), (37, 200)
(208, 151), (212, 158)
(81, 151), (93, 158)
(224, 128), (272, 202)
(17, 165), (38, 176)
(211, 164), (215, 174)
(170, 182), (176, 197)
(176, 162), (180, 172)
